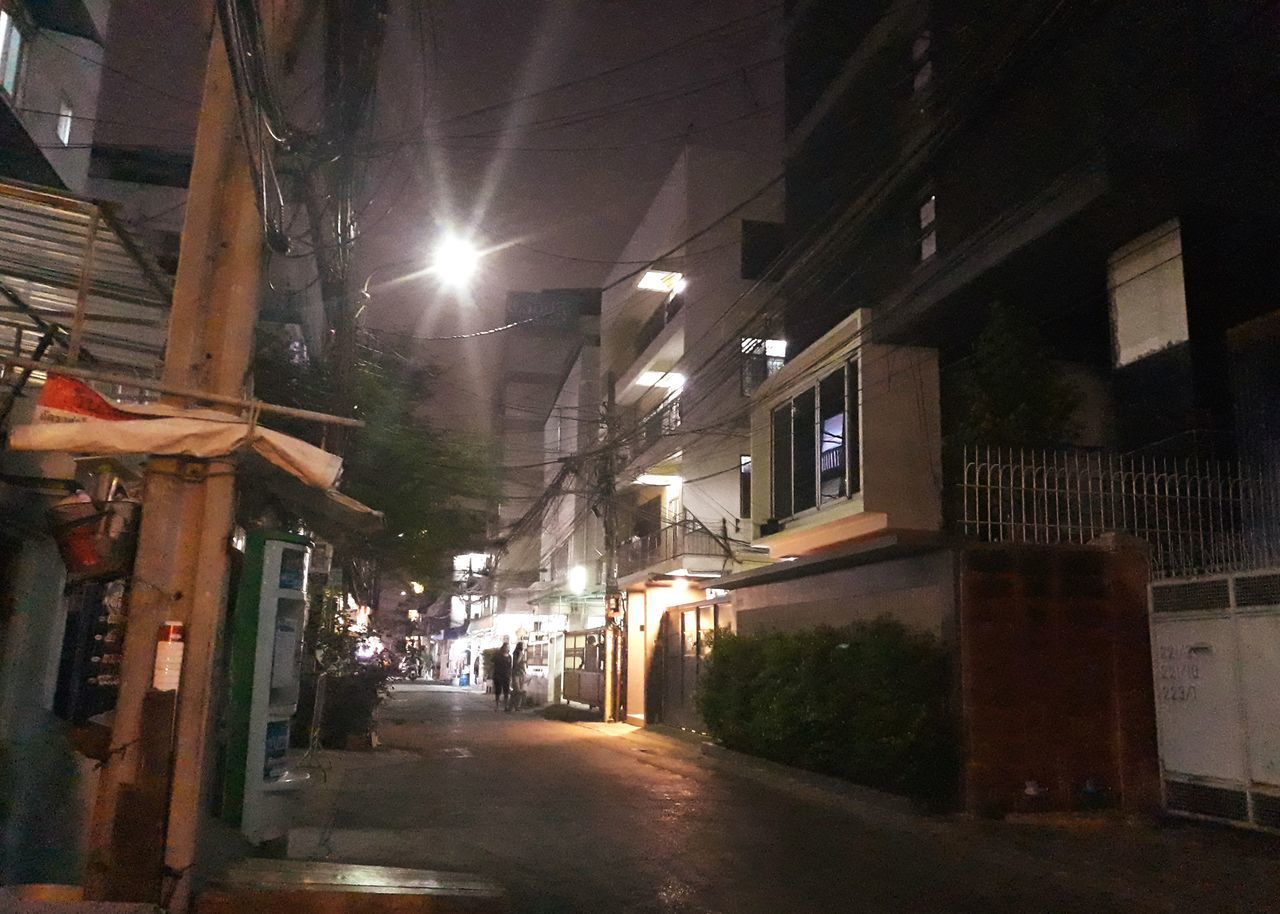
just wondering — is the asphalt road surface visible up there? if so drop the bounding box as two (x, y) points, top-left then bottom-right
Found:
(283, 684), (1280, 914)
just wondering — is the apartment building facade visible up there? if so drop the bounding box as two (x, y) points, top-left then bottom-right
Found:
(599, 145), (782, 723)
(700, 0), (1280, 816)
(0, 0), (110, 193)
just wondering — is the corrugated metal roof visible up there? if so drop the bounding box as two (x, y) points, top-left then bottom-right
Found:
(0, 181), (171, 379)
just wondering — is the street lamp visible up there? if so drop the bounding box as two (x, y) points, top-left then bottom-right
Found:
(431, 233), (481, 290)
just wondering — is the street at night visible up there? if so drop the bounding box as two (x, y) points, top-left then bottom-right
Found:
(270, 685), (1280, 914)
(4, 1), (1280, 909)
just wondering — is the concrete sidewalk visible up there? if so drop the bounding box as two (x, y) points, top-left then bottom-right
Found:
(266, 684), (1280, 913)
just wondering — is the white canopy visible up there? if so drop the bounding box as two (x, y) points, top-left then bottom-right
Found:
(7, 414), (342, 490)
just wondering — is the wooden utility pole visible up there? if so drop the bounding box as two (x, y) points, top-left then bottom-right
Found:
(85, 4), (303, 910)
(601, 372), (623, 723)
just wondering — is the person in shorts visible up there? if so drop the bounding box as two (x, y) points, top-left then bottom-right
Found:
(509, 641), (528, 711)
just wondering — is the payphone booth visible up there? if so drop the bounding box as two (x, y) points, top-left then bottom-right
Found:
(221, 531), (312, 842)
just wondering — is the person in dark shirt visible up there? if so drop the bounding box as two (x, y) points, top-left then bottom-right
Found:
(492, 641), (513, 711)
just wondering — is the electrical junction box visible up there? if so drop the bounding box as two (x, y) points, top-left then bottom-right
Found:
(221, 531), (312, 843)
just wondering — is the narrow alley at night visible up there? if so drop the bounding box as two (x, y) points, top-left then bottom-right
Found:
(255, 683), (1280, 914)
(3, 1), (1280, 911)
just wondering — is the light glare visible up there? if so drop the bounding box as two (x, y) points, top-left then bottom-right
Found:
(432, 234), (481, 289)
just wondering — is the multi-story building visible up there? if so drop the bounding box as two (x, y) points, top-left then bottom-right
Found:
(457, 289), (604, 678)
(595, 145), (783, 723)
(529, 339), (606, 631)
(0, 0), (110, 192)
(727, 0), (1280, 616)
(694, 0), (1280, 819)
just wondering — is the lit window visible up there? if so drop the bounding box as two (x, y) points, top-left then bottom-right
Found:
(0, 10), (24, 97)
(740, 338), (786, 394)
(57, 99), (73, 146)
(1108, 220), (1189, 367)
(918, 193), (937, 262)
(768, 358), (861, 521)
(637, 270), (684, 294)
(635, 370), (685, 390)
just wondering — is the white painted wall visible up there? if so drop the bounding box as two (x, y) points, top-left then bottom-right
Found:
(14, 2), (112, 194)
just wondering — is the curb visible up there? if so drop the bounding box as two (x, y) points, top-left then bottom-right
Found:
(696, 740), (922, 821)
(562, 716), (926, 826)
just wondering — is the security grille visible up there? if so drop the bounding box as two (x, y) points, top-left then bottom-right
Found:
(1164, 780), (1248, 822)
(962, 446), (1280, 578)
(1254, 793), (1280, 831)
(1150, 580), (1229, 614)
(1234, 572), (1280, 609)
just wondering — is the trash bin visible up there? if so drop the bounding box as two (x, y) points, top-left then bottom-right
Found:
(459, 672), (470, 687)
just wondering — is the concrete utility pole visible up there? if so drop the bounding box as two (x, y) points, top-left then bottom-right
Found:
(85, 4), (303, 909)
(601, 372), (623, 723)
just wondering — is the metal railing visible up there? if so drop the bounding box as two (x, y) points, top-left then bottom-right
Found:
(618, 513), (731, 578)
(635, 294), (684, 356)
(960, 445), (1280, 579)
(639, 396), (681, 450)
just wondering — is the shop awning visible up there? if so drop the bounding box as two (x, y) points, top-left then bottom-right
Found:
(0, 181), (171, 379)
(7, 412), (342, 490)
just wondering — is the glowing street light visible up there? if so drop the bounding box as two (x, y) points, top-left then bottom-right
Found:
(431, 233), (481, 289)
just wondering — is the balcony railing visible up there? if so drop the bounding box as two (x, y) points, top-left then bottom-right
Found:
(635, 293), (685, 356)
(617, 514), (730, 579)
(638, 396), (681, 451)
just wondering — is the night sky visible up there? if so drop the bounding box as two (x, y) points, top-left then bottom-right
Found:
(97, 1), (782, 436)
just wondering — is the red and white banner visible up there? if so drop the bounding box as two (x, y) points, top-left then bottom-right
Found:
(11, 374), (344, 490)
(35, 374), (135, 423)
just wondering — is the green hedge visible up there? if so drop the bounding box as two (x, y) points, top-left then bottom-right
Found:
(696, 618), (959, 802)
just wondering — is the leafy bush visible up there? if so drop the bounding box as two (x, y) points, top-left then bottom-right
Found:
(292, 586), (391, 748)
(697, 618), (959, 802)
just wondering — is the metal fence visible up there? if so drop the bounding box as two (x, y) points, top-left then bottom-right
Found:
(960, 446), (1280, 578)
(639, 396), (682, 450)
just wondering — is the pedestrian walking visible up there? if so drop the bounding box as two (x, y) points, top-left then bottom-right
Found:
(492, 641), (513, 711)
(509, 641), (528, 711)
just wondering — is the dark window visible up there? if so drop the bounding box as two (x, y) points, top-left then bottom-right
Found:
(819, 370), (846, 503)
(911, 30), (933, 103)
(771, 405), (792, 519)
(792, 389), (817, 513)
(741, 220), (786, 280)
(847, 357), (862, 494)
(739, 455), (752, 518)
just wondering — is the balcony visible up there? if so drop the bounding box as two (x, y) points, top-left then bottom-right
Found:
(639, 396), (681, 451)
(617, 514), (734, 581)
(616, 299), (686, 406)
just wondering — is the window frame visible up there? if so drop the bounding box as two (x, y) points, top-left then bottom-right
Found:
(0, 8), (26, 99)
(768, 358), (861, 521)
(917, 190), (937, 263)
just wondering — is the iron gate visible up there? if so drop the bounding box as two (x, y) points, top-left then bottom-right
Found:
(1149, 568), (1280, 830)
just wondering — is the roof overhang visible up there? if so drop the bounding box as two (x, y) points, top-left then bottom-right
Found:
(0, 181), (171, 378)
(714, 531), (951, 590)
(27, 0), (103, 44)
